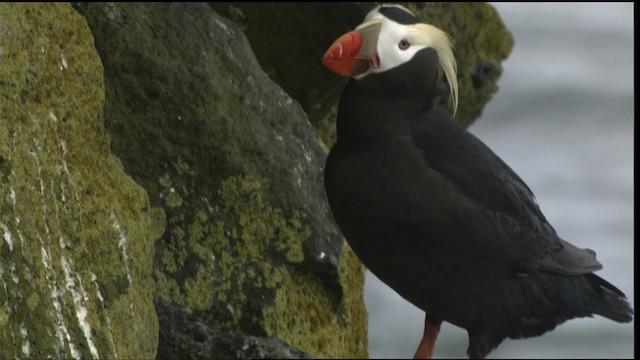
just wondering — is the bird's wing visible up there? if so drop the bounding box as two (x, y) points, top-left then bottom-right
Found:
(411, 106), (602, 275)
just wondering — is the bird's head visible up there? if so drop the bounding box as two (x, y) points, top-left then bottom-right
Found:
(323, 4), (458, 114)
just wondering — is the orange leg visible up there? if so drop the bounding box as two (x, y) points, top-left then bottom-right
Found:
(414, 315), (442, 359)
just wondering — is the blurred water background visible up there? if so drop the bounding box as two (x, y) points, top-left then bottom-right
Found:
(365, 3), (634, 358)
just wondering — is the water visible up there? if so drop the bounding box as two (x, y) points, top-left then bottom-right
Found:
(365, 3), (634, 358)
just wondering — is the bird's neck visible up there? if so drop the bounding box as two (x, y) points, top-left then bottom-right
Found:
(335, 79), (434, 148)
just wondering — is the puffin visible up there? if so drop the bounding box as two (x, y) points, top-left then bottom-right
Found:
(322, 4), (633, 359)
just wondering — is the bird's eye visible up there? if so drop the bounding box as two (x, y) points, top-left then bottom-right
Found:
(398, 39), (410, 50)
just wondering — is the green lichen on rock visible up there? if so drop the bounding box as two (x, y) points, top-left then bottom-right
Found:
(154, 171), (310, 326)
(155, 171), (367, 358)
(0, 3), (163, 359)
(263, 242), (368, 358)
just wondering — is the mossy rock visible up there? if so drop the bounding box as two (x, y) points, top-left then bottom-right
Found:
(0, 3), (163, 358)
(74, 3), (367, 358)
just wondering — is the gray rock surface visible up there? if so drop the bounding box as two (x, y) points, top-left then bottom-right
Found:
(156, 298), (314, 359)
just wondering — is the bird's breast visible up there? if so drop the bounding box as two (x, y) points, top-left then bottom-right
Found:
(325, 140), (445, 256)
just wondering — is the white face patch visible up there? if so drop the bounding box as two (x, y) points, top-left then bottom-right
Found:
(355, 9), (425, 78)
(373, 21), (428, 74)
(354, 5), (459, 114)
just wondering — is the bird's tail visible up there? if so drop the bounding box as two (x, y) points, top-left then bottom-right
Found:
(586, 273), (633, 323)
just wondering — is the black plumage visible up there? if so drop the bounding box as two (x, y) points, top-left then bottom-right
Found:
(323, 4), (633, 359)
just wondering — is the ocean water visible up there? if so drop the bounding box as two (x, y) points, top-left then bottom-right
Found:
(365, 3), (634, 359)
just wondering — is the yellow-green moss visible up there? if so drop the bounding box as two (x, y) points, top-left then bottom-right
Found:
(0, 310), (8, 328)
(183, 268), (215, 312)
(154, 271), (185, 304)
(155, 173), (310, 329)
(158, 173), (172, 189)
(164, 191), (184, 208)
(262, 242), (368, 358)
(0, 3), (164, 358)
(338, 243), (369, 356)
(153, 169), (367, 357)
(26, 293), (40, 312)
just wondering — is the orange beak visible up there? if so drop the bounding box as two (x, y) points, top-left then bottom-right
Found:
(322, 20), (382, 77)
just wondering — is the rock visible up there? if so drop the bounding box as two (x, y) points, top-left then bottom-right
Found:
(155, 298), (314, 359)
(73, 3), (367, 358)
(209, 3), (372, 147)
(0, 3), (163, 359)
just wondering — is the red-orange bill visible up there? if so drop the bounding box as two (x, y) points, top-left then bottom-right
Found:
(323, 21), (382, 77)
